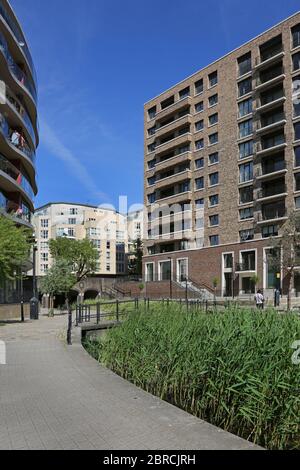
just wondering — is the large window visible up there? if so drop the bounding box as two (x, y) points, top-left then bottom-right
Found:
(239, 186), (253, 204)
(145, 263), (154, 282)
(239, 119), (253, 138)
(209, 194), (219, 207)
(239, 162), (253, 183)
(195, 120), (204, 131)
(159, 260), (172, 281)
(239, 229), (254, 242)
(209, 214), (219, 226)
(295, 146), (300, 167)
(238, 52), (252, 76)
(239, 98), (253, 117)
(239, 140), (253, 159)
(195, 139), (204, 150)
(209, 94), (218, 107)
(292, 24), (300, 48)
(195, 177), (204, 190)
(195, 158), (204, 169)
(209, 172), (219, 186)
(262, 225), (279, 238)
(195, 79), (204, 95)
(295, 122), (300, 141)
(209, 152), (219, 165)
(209, 71), (218, 87)
(195, 101), (204, 113)
(293, 52), (300, 71)
(210, 235), (219, 246)
(238, 78), (252, 97)
(148, 106), (156, 119)
(240, 207), (253, 220)
(179, 87), (190, 99)
(209, 133), (218, 145)
(209, 113), (218, 126)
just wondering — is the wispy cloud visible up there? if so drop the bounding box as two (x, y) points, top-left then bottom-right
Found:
(40, 118), (110, 202)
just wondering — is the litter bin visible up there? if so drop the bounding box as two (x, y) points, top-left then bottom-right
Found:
(30, 297), (39, 320)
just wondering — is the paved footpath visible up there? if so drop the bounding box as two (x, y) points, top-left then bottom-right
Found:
(0, 316), (261, 450)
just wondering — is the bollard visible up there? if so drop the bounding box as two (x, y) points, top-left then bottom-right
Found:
(30, 297), (39, 320)
(96, 303), (100, 324)
(116, 300), (119, 322)
(67, 309), (72, 346)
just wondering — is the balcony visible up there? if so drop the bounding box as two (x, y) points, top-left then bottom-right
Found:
(5, 85), (37, 146)
(257, 208), (287, 224)
(156, 189), (192, 204)
(256, 183), (287, 202)
(256, 111), (286, 135)
(255, 163), (287, 181)
(256, 134), (286, 156)
(154, 170), (192, 189)
(154, 96), (192, 122)
(255, 65), (285, 92)
(155, 114), (192, 139)
(155, 133), (192, 156)
(155, 151), (192, 172)
(254, 50), (284, 71)
(0, 153), (34, 201)
(0, 112), (35, 165)
(0, 31), (37, 104)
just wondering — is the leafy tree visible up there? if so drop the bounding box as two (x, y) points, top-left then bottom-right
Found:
(128, 238), (143, 276)
(268, 212), (300, 310)
(40, 259), (77, 309)
(0, 216), (30, 286)
(49, 238), (98, 282)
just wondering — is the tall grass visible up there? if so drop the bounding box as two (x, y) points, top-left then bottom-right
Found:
(85, 305), (300, 449)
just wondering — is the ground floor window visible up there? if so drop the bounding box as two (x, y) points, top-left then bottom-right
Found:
(177, 259), (188, 282)
(241, 277), (255, 295)
(145, 263), (154, 282)
(159, 260), (172, 281)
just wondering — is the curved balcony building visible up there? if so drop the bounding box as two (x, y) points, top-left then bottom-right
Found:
(0, 0), (38, 229)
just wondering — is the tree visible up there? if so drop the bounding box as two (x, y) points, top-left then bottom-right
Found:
(40, 259), (76, 309)
(49, 238), (98, 282)
(0, 216), (30, 286)
(268, 212), (300, 311)
(128, 238), (143, 276)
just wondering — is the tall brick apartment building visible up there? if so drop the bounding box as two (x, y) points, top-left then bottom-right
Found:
(143, 12), (300, 298)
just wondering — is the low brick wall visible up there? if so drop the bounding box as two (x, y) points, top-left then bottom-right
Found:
(0, 303), (30, 321)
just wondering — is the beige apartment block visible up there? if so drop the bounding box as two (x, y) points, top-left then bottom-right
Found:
(143, 12), (300, 298)
(34, 203), (131, 277)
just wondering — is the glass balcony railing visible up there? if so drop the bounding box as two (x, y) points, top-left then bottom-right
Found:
(257, 184), (287, 199)
(261, 208), (287, 221)
(259, 112), (285, 129)
(257, 161), (286, 176)
(0, 153), (34, 199)
(236, 262), (256, 272)
(5, 85), (36, 145)
(0, 2), (37, 89)
(259, 134), (285, 151)
(0, 191), (32, 224)
(0, 31), (37, 103)
(0, 112), (36, 164)
(257, 66), (284, 87)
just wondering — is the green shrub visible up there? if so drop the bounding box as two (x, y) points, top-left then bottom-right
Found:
(85, 305), (300, 450)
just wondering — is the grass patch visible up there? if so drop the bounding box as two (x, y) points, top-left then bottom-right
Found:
(84, 305), (300, 450)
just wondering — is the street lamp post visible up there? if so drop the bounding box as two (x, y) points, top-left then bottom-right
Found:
(168, 257), (172, 300)
(20, 269), (24, 322)
(29, 236), (39, 320)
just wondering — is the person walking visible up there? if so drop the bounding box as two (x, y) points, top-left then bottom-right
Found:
(274, 288), (281, 307)
(254, 289), (265, 310)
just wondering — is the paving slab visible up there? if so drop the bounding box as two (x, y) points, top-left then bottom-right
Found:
(0, 316), (262, 450)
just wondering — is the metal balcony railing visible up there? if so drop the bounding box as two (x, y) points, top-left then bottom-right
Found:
(260, 209), (287, 221)
(255, 46), (284, 65)
(236, 262), (256, 272)
(257, 184), (287, 199)
(255, 161), (286, 177)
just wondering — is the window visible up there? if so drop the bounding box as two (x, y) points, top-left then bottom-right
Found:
(209, 152), (219, 165)
(209, 71), (218, 87)
(178, 144), (190, 154)
(40, 242), (48, 251)
(292, 24), (300, 48)
(239, 186), (253, 204)
(148, 193), (156, 203)
(179, 181), (190, 193)
(179, 87), (190, 99)
(195, 139), (204, 150)
(148, 126), (156, 136)
(262, 225), (279, 238)
(148, 158), (156, 169)
(41, 253), (48, 262)
(209, 194), (219, 206)
(295, 122), (300, 141)
(68, 228), (75, 237)
(209, 94), (218, 107)
(92, 240), (101, 250)
(295, 172), (300, 191)
(195, 101), (204, 113)
(209, 172), (219, 186)
(210, 215), (219, 226)
(195, 158), (204, 169)
(148, 143), (155, 153)
(239, 140), (253, 159)
(240, 207), (253, 220)
(148, 176), (156, 186)
(106, 265), (111, 272)
(295, 146), (300, 167)
(195, 79), (203, 95)
(296, 196), (300, 209)
(41, 230), (48, 239)
(210, 235), (219, 246)
(293, 52), (300, 71)
(195, 120), (204, 131)
(238, 52), (252, 76)
(106, 241), (110, 249)
(224, 254), (233, 269)
(209, 113), (218, 126)
(159, 260), (172, 281)
(239, 162), (253, 183)
(239, 229), (254, 242)
(195, 198), (204, 208)
(239, 119), (253, 138)
(239, 98), (253, 117)
(209, 133), (218, 145)
(195, 177), (204, 190)
(41, 219), (49, 228)
(70, 207), (78, 215)
(238, 78), (252, 97)
(145, 263), (154, 282)
(40, 264), (49, 273)
(148, 106), (156, 119)
(68, 218), (76, 225)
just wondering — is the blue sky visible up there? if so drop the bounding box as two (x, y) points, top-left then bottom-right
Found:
(10, 0), (300, 212)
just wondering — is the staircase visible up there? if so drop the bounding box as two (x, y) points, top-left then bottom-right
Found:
(175, 277), (215, 301)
